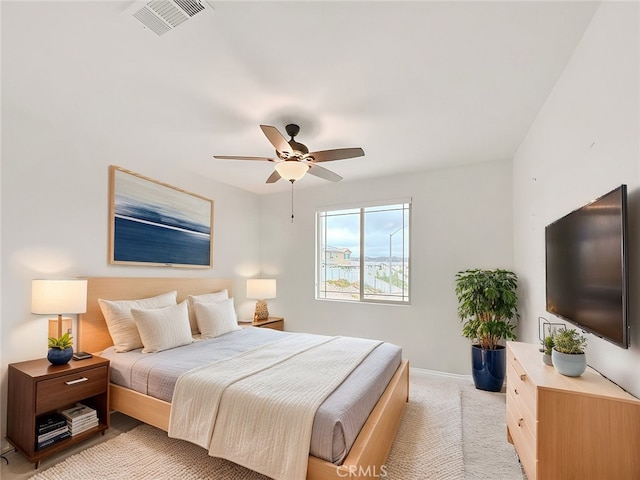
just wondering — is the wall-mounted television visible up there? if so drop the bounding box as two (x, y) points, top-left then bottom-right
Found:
(545, 184), (629, 348)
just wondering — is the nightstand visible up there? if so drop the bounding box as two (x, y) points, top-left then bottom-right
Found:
(7, 356), (110, 468)
(240, 316), (284, 331)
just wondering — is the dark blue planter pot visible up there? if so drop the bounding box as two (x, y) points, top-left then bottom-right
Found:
(48, 347), (73, 365)
(471, 344), (506, 392)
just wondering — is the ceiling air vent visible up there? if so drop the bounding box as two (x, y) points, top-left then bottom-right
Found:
(127, 0), (212, 36)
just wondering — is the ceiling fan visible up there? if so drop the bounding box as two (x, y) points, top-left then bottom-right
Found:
(213, 124), (365, 184)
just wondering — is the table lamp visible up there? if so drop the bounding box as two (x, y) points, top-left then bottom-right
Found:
(31, 279), (88, 338)
(246, 279), (276, 322)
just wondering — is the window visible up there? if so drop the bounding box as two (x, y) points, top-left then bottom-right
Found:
(316, 200), (411, 304)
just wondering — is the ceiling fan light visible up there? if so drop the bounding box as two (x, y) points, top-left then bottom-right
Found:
(275, 161), (309, 181)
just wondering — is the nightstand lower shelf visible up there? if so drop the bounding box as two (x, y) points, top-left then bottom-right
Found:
(9, 424), (109, 468)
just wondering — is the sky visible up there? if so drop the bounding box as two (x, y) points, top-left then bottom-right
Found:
(322, 204), (409, 258)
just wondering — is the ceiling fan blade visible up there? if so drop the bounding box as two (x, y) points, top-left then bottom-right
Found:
(260, 125), (292, 155)
(266, 170), (281, 183)
(308, 164), (343, 182)
(308, 147), (365, 163)
(213, 155), (276, 161)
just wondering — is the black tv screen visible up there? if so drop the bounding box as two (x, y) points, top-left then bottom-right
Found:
(545, 184), (629, 348)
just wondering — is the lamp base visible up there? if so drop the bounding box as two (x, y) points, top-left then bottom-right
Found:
(253, 300), (269, 322)
(48, 317), (72, 339)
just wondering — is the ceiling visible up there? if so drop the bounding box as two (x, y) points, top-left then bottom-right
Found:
(2, 1), (600, 194)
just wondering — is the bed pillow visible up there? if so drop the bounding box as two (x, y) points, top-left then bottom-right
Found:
(131, 301), (193, 353)
(187, 289), (229, 334)
(194, 298), (241, 339)
(98, 291), (177, 352)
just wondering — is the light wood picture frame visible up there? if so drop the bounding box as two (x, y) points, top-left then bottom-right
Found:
(108, 166), (214, 268)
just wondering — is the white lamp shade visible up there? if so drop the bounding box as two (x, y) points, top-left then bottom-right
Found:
(275, 161), (309, 181)
(31, 279), (88, 314)
(246, 279), (276, 300)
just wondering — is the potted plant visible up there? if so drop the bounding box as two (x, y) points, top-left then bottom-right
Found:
(47, 332), (74, 365)
(542, 335), (555, 366)
(552, 328), (587, 377)
(455, 268), (519, 392)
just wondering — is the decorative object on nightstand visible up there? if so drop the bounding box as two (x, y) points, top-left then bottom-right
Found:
(246, 278), (276, 322)
(32, 279), (87, 365)
(47, 332), (74, 365)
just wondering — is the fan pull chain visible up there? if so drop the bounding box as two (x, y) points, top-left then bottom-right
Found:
(290, 180), (295, 223)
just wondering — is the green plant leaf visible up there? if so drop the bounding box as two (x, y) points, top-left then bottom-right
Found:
(553, 329), (587, 354)
(455, 268), (519, 349)
(48, 332), (73, 349)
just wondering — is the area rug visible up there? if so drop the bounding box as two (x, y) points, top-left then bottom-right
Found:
(30, 380), (464, 480)
(385, 375), (464, 479)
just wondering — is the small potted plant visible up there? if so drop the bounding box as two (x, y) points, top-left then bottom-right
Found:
(552, 328), (587, 377)
(455, 268), (519, 392)
(47, 332), (74, 365)
(542, 335), (555, 366)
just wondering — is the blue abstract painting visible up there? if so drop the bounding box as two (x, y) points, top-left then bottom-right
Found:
(109, 166), (213, 267)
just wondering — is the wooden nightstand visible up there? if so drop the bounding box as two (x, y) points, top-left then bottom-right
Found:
(7, 356), (110, 468)
(240, 316), (284, 331)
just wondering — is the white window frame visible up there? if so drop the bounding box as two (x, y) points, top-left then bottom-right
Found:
(315, 199), (411, 305)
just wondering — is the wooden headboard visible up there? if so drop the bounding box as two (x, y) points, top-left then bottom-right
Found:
(78, 277), (233, 354)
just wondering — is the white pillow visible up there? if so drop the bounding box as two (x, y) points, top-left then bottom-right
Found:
(187, 289), (229, 334)
(131, 301), (193, 353)
(98, 291), (177, 352)
(194, 298), (241, 339)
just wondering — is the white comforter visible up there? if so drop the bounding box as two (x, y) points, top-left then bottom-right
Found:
(168, 333), (381, 480)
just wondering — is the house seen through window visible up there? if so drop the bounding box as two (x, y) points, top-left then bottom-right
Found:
(316, 200), (411, 304)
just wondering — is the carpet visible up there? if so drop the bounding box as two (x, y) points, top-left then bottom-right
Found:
(385, 378), (464, 479)
(30, 379), (465, 480)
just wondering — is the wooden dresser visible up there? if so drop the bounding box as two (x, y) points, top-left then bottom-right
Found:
(506, 341), (640, 480)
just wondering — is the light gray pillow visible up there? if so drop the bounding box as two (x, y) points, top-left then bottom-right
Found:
(98, 291), (177, 352)
(131, 301), (193, 353)
(194, 298), (241, 339)
(187, 289), (229, 334)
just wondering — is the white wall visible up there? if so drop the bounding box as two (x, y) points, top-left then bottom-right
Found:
(0, 114), (262, 449)
(258, 159), (514, 375)
(513, 2), (640, 396)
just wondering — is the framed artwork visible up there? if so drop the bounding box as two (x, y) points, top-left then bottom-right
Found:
(108, 165), (214, 268)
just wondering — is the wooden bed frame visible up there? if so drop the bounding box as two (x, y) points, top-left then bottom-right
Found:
(78, 277), (409, 480)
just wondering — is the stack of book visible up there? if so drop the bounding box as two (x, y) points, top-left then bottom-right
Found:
(60, 403), (99, 436)
(36, 413), (70, 450)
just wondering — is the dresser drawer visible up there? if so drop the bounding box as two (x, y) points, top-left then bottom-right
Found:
(507, 362), (536, 415)
(507, 386), (536, 444)
(507, 391), (537, 479)
(36, 366), (108, 414)
(507, 347), (538, 480)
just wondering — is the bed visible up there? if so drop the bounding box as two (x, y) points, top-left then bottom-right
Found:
(77, 277), (409, 480)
